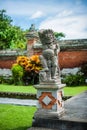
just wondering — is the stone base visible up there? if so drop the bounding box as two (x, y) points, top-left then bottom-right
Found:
(34, 108), (65, 120)
(33, 82), (65, 128)
(33, 108), (65, 128)
(34, 83), (65, 112)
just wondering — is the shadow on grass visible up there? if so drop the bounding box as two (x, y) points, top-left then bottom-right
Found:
(6, 126), (30, 130)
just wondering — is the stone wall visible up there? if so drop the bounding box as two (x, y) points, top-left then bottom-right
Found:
(0, 39), (87, 70)
(0, 59), (16, 69)
(58, 39), (87, 69)
(33, 39), (87, 69)
(0, 50), (26, 69)
(59, 50), (87, 69)
(0, 68), (12, 76)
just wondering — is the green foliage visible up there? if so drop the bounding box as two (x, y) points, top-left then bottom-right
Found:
(0, 76), (13, 84)
(11, 64), (24, 85)
(0, 76), (4, 84)
(0, 9), (12, 49)
(0, 9), (26, 50)
(0, 9), (12, 24)
(81, 64), (87, 78)
(9, 26), (26, 50)
(54, 32), (65, 40)
(63, 73), (85, 86)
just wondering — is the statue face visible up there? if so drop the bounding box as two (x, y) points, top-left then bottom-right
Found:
(39, 29), (54, 44)
(44, 32), (54, 43)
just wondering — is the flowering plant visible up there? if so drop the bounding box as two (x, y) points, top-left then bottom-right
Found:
(16, 55), (42, 73)
(12, 55), (42, 85)
(25, 55), (42, 73)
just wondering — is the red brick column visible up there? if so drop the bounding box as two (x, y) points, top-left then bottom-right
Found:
(27, 38), (38, 56)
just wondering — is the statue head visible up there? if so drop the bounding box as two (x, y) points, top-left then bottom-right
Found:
(38, 29), (55, 44)
(29, 24), (35, 32)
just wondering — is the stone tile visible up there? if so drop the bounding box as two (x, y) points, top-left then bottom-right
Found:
(0, 98), (37, 106)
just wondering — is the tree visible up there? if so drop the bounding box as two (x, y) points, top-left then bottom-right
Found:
(0, 9), (12, 49)
(0, 9), (12, 25)
(54, 32), (65, 40)
(0, 9), (26, 50)
(9, 26), (26, 50)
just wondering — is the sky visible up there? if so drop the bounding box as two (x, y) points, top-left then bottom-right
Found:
(0, 0), (87, 39)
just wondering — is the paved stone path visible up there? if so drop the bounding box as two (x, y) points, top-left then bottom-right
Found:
(0, 97), (37, 106)
(61, 90), (87, 122)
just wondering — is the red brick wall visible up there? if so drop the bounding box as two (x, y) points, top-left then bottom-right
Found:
(34, 49), (87, 69)
(33, 49), (87, 69)
(30, 49), (87, 69)
(26, 39), (87, 70)
(0, 60), (16, 69)
(59, 50), (87, 69)
(0, 50), (87, 69)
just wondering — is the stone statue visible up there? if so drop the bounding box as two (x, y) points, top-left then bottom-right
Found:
(38, 29), (60, 83)
(29, 24), (36, 32)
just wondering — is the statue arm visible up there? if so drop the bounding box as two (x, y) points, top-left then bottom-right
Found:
(56, 43), (60, 53)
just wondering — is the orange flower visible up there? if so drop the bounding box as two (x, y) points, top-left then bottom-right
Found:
(16, 55), (42, 73)
(17, 56), (30, 68)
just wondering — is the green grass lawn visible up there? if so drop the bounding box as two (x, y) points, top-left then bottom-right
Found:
(0, 104), (37, 130)
(0, 84), (37, 94)
(64, 86), (87, 96)
(0, 84), (87, 96)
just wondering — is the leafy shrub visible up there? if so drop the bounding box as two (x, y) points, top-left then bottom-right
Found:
(23, 71), (39, 85)
(62, 72), (85, 86)
(0, 76), (14, 84)
(0, 76), (4, 84)
(11, 64), (24, 85)
(81, 64), (87, 78)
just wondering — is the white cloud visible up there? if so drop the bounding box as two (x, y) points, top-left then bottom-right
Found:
(0, 0), (39, 15)
(0, 0), (87, 39)
(58, 10), (73, 17)
(30, 11), (44, 19)
(39, 11), (87, 39)
(0, 0), (49, 16)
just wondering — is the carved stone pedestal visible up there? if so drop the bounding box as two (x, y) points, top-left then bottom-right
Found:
(33, 81), (65, 128)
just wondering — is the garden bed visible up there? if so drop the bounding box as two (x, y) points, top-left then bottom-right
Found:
(0, 91), (71, 100)
(0, 91), (36, 99)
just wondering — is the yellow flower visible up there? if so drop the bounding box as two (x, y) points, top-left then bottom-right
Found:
(16, 55), (42, 73)
(16, 56), (30, 68)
